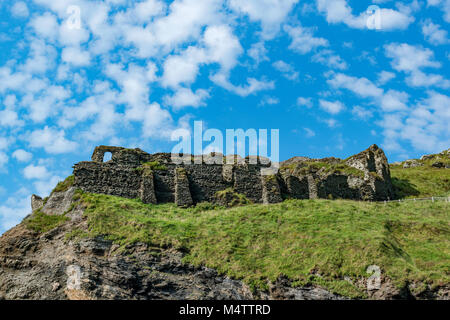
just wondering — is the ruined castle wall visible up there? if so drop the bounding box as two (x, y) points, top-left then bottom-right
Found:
(316, 174), (360, 200)
(279, 175), (310, 200)
(73, 162), (142, 199)
(72, 144), (395, 206)
(73, 158), (270, 205)
(233, 164), (264, 203)
(184, 164), (231, 203)
(152, 167), (176, 203)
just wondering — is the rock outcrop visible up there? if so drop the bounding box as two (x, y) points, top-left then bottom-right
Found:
(393, 148), (450, 169)
(72, 144), (395, 206)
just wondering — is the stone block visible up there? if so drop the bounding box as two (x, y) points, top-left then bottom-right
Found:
(174, 168), (193, 207)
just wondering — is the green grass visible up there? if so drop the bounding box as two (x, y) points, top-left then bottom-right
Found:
(141, 161), (167, 171)
(52, 175), (75, 193)
(76, 192), (450, 298)
(281, 160), (365, 178)
(65, 228), (90, 242)
(214, 188), (252, 207)
(25, 210), (69, 233)
(390, 166), (450, 198)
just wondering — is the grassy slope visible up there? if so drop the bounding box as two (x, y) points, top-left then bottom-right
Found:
(70, 193), (449, 298)
(390, 166), (450, 199)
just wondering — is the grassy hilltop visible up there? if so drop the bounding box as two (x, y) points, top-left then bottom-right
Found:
(25, 151), (450, 299)
(390, 152), (450, 198)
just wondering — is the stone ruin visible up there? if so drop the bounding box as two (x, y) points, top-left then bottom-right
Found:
(70, 144), (395, 207)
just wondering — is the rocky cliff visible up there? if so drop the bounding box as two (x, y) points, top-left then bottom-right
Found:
(0, 215), (344, 300)
(1, 146), (447, 301)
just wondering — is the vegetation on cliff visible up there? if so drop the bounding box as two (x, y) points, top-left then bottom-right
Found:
(55, 191), (449, 299)
(390, 153), (450, 198)
(280, 160), (366, 178)
(25, 210), (69, 233)
(51, 175), (75, 194)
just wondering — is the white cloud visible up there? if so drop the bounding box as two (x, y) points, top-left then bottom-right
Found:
(377, 70), (396, 85)
(284, 24), (328, 54)
(161, 48), (206, 88)
(312, 50), (347, 70)
(272, 60), (299, 80)
(385, 43), (441, 72)
(28, 126), (78, 154)
(248, 41), (269, 64)
(259, 96), (280, 106)
(352, 106), (373, 120)
(304, 127), (316, 137)
(297, 97), (313, 108)
(385, 43), (449, 89)
(29, 12), (59, 41)
(211, 73), (275, 97)
(23, 165), (50, 180)
(381, 90), (409, 111)
(327, 73), (383, 98)
(203, 24), (243, 71)
(0, 109), (24, 127)
(164, 88), (210, 110)
(406, 71), (450, 89)
(316, 0), (414, 31)
(0, 137), (10, 150)
(0, 152), (8, 170)
(0, 194), (31, 233)
(323, 118), (339, 128)
(319, 100), (345, 114)
(11, 1), (29, 18)
(25, 85), (70, 123)
(229, 0), (299, 39)
(327, 72), (414, 113)
(59, 21), (91, 47)
(379, 91), (450, 153)
(142, 103), (174, 138)
(422, 20), (449, 45)
(61, 46), (91, 66)
(152, 0), (224, 50)
(161, 25), (243, 90)
(107, 62), (156, 101)
(34, 175), (64, 197)
(20, 39), (57, 75)
(128, 0), (166, 24)
(427, 0), (450, 23)
(12, 150), (33, 163)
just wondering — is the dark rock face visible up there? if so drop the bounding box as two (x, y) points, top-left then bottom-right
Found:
(72, 144), (395, 206)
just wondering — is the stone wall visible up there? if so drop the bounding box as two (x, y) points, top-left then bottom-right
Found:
(72, 144), (395, 206)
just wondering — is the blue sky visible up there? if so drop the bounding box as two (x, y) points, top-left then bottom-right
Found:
(0, 0), (449, 233)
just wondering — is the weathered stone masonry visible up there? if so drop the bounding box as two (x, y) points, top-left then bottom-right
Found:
(72, 144), (395, 206)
